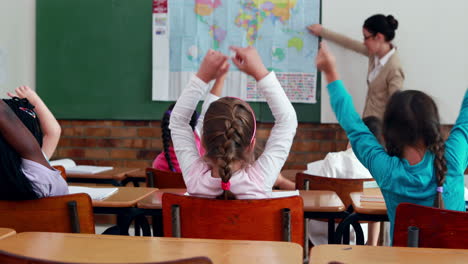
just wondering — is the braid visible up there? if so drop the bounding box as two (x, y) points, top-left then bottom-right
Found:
(429, 131), (447, 209)
(161, 111), (175, 172)
(215, 119), (240, 200)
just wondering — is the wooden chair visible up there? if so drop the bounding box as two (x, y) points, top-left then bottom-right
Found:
(0, 193), (95, 234)
(162, 193), (304, 247)
(393, 203), (468, 249)
(146, 168), (186, 188)
(295, 172), (374, 208)
(53, 165), (67, 180)
(0, 250), (212, 264)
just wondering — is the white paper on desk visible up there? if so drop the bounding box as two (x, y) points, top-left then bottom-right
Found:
(272, 190), (300, 198)
(363, 181), (379, 189)
(360, 195), (385, 203)
(50, 159), (113, 174)
(68, 186), (118, 200)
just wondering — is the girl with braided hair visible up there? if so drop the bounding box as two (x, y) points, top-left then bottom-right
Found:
(170, 47), (297, 199)
(316, 42), (467, 244)
(0, 96), (67, 200)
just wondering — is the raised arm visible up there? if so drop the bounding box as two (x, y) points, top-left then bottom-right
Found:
(8, 86), (61, 159)
(230, 46), (298, 190)
(445, 89), (468, 174)
(308, 24), (368, 56)
(195, 68), (227, 137)
(0, 101), (52, 169)
(170, 50), (229, 176)
(316, 42), (396, 187)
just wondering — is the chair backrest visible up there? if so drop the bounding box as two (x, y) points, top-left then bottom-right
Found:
(146, 168), (186, 188)
(0, 250), (213, 264)
(162, 193), (304, 246)
(0, 193), (95, 234)
(53, 165), (67, 180)
(295, 172), (373, 208)
(393, 202), (468, 249)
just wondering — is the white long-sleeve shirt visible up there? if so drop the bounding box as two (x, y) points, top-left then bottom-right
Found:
(169, 72), (297, 199)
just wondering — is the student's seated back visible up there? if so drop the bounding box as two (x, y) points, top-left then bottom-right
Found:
(170, 47), (298, 200)
(0, 97), (67, 200)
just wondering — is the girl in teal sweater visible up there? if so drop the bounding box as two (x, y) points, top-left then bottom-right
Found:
(316, 42), (467, 242)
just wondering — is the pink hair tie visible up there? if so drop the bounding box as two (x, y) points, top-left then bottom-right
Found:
(221, 181), (231, 191)
(436, 186), (443, 193)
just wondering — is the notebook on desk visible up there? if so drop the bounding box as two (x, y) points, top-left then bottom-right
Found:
(68, 186), (118, 200)
(50, 159), (113, 174)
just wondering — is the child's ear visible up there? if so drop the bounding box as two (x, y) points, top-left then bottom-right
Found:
(248, 138), (256, 153)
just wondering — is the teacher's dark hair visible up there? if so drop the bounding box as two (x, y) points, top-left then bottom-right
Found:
(363, 14), (398, 42)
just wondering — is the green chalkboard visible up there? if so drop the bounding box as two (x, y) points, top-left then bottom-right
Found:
(37, 0), (320, 122)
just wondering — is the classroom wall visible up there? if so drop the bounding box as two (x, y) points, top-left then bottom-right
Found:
(53, 120), (349, 169)
(53, 119), (455, 170)
(321, 0), (468, 124)
(0, 0), (35, 95)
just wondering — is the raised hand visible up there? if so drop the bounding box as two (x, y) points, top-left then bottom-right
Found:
(307, 24), (323, 36)
(316, 42), (339, 83)
(196, 49), (229, 83)
(229, 46), (269, 81)
(7, 86), (39, 104)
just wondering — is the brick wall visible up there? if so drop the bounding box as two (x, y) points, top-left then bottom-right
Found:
(54, 120), (454, 170)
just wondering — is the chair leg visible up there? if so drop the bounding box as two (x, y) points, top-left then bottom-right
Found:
(282, 208), (291, 242)
(67, 200), (80, 233)
(407, 226), (419, 247)
(304, 179), (310, 190)
(146, 171), (155, 188)
(171, 205), (181, 237)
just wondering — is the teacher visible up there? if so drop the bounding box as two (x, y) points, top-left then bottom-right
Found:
(308, 14), (404, 119)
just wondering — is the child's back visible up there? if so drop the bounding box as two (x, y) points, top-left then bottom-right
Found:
(316, 42), (467, 242)
(170, 47), (297, 199)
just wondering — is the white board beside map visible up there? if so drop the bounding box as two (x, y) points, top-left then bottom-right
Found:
(152, 0), (320, 103)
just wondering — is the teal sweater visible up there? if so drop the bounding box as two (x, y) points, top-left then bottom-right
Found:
(327, 80), (468, 242)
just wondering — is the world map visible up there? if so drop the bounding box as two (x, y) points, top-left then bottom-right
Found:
(169, 0), (320, 74)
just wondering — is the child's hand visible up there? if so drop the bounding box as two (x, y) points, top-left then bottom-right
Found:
(316, 42), (339, 83)
(230, 46), (269, 81)
(7, 86), (39, 103)
(196, 50), (229, 83)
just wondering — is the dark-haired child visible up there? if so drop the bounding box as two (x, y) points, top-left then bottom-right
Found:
(308, 14), (404, 119)
(8, 86), (61, 159)
(152, 72), (227, 172)
(0, 97), (67, 200)
(170, 47), (297, 199)
(316, 42), (466, 243)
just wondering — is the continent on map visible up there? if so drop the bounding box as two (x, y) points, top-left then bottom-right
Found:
(272, 47), (285, 62)
(288, 37), (304, 51)
(235, 0), (298, 45)
(195, 0), (226, 49)
(209, 25), (227, 50)
(194, 0), (221, 16)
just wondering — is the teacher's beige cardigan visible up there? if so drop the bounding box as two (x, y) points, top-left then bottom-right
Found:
(321, 27), (405, 119)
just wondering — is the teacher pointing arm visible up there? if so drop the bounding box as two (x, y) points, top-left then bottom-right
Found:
(308, 14), (404, 119)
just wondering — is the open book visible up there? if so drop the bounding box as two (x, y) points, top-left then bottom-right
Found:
(360, 195), (385, 203)
(50, 159), (113, 175)
(68, 186), (118, 200)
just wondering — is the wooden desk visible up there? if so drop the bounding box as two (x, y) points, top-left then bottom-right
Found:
(0, 232), (302, 264)
(124, 168), (147, 187)
(92, 187), (157, 235)
(137, 189), (345, 212)
(335, 188), (389, 245)
(66, 167), (141, 186)
(0, 228), (15, 240)
(310, 244), (468, 264)
(93, 187), (156, 207)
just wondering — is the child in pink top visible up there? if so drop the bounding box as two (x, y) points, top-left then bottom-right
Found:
(170, 47), (297, 199)
(152, 72), (227, 172)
